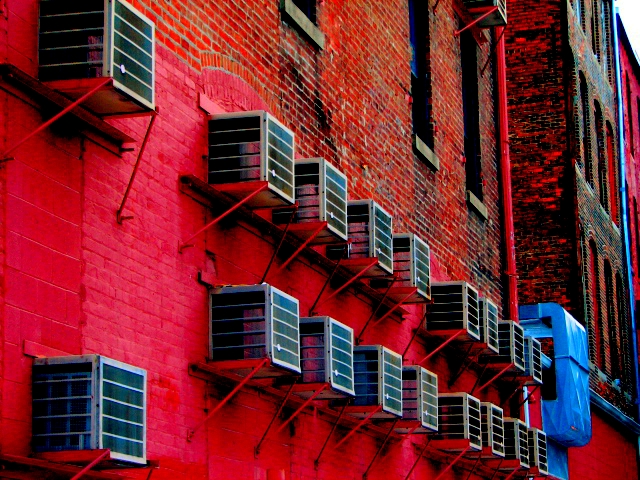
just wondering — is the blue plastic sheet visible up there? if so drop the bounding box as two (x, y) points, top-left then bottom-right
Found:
(520, 303), (592, 447)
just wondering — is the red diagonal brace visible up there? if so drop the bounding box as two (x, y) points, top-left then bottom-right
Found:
(70, 449), (111, 480)
(179, 182), (268, 252)
(272, 221), (327, 276)
(475, 363), (513, 393)
(403, 440), (432, 480)
(419, 329), (466, 363)
(0, 77), (113, 162)
(432, 446), (471, 480)
(275, 383), (329, 435)
(333, 405), (383, 451)
(116, 109), (158, 223)
(503, 466), (527, 480)
(370, 287), (417, 328)
(314, 258), (378, 311)
(454, 6), (498, 36)
(187, 357), (269, 441)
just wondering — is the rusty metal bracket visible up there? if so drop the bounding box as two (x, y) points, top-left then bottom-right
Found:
(269, 221), (327, 278)
(116, 108), (158, 223)
(454, 6), (498, 36)
(0, 77), (112, 163)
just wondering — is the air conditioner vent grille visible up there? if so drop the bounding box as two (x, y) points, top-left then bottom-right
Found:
(354, 346), (403, 417)
(330, 319), (355, 395)
(481, 402), (505, 457)
(480, 299), (500, 353)
(528, 428), (549, 475)
(428, 282), (481, 340)
(524, 336), (543, 384)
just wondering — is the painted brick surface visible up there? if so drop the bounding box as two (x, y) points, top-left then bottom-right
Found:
(0, 0), (538, 478)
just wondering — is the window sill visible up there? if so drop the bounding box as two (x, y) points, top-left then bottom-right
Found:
(280, 0), (325, 50)
(466, 190), (488, 220)
(413, 134), (439, 171)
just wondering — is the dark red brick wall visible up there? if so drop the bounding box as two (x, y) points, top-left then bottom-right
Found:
(0, 0), (516, 478)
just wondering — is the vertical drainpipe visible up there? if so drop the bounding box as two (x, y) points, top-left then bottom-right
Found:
(495, 25), (519, 322)
(612, 1), (640, 422)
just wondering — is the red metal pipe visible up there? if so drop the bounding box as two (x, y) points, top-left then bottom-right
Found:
(496, 26), (519, 321)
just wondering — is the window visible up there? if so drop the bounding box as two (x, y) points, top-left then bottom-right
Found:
(280, 0), (324, 49)
(591, 0), (600, 58)
(634, 197), (640, 274)
(409, 0), (435, 166)
(602, 0), (612, 82)
(606, 122), (617, 222)
(604, 261), (618, 378)
(461, 29), (482, 202)
(579, 73), (592, 183)
(589, 240), (604, 369)
(614, 273), (626, 383)
(595, 101), (606, 207)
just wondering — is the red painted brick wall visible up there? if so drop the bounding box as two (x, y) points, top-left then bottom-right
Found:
(0, 0), (519, 478)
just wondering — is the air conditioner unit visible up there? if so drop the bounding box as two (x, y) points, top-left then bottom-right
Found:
(479, 298), (500, 354)
(523, 336), (543, 385)
(395, 365), (438, 434)
(426, 281), (481, 342)
(462, 0), (507, 27)
(350, 345), (403, 419)
(326, 200), (394, 276)
(299, 316), (355, 398)
(503, 417), (530, 468)
(432, 393), (482, 451)
(528, 427), (549, 476)
(210, 284), (300, 377)
(32, 355), (147, 465)
(272, 158), (348, 242)
(479, 402), (505, 458)
(38, 0), (155, 115)
(479, 320), (525, 372)
(208, 111), (295, 206)
(383, 233), (431, 303)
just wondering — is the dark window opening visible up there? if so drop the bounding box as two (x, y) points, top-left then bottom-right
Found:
(626, 74), (634, 157)
(461, 29), (482, 200)
(606, 122), (617, 222)
(293, 0), (316, 24)
(580, 73), (592, 184)
(409, 0), (433, 149)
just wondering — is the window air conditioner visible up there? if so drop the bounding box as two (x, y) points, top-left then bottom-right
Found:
(503, 417), (530, 468)
(426, 281), (481, 342)
(351, 345), (403, 419)
(523, 336), (543, 385)
(38, 0), (155, 115)
(479, 320), (525, 373)
(395, 365), (438, 434)
(209, 284), (300, 376)
(299, 316), (355, 398)
(461, 0), (507, 27)
(479, 298), (500, 354)
(480, 402), (505, 458)
(388, 233), (431, 302)
(528, 427), (549, 476)
(208, 111), (295, 206)
(433, 393), (482, 451)
(272, 158), (348, 242)
(32, 355), (147, 465)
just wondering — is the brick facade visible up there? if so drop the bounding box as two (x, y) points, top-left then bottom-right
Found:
(0, 0), (517, 479)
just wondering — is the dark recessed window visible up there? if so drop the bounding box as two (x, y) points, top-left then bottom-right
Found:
(461, 29), (482, 200)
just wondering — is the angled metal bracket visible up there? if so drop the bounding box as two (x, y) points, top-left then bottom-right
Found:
(420, 329), (467, 364)
(261, 205), (298, 282)
(362, 419), (399, 479)
(454, 6), (498, 36)
(70, 449), (111, 480)
(254, 378), (299, 457)
(403, 439), (432, 480)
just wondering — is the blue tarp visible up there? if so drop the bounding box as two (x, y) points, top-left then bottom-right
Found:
(520, 303), (592, 447)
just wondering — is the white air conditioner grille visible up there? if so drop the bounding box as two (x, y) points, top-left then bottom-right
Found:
(480, 299), (500, 353)
(324, 161), (348, 239)
(481, 402), (505, 457)
(38, 0), (155, 110)
(270, 288), (300, 372)
(373, 203), (394, 274)
(329, 318), (355, 396)
(428, 282), (481, 340)
(524, 337), (543, 384)
(528, 428), (549, 475)
(208, 112), (295, 204)
(421, 368), (439, 431)
(513, 323), (525, 372)
(382, 348), (403, 417)
(413, 235), (431, 300)
(32, 355), (147, 465)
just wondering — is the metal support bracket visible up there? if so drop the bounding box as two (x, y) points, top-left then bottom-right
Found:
(187, 358), (270, 441)
(447, 343), (476, 388)
(254, 379), (299, 457)
(311, 258), (378, 314)
(403, 439), (432, 480)
(362, 419), (399, 479)
(179, 182), (269, 252)
(70, 449), (111, 480)
(116, 108), (159, 223)
(433, 446), (471, 480)
(454, 6), (498, 36)
(357, 277), (398, 343)
(480, 27), (507, 77)
(314, 402), (349, 469)
(269, 221), (327, 278)
(0, 76), (112, 163)
(474, 363), (514, 394)
(419, 329), (466, 364)
(365, 287), (417, 336)
(517, 385), (540, 409)
(261, 205), (298, 282)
